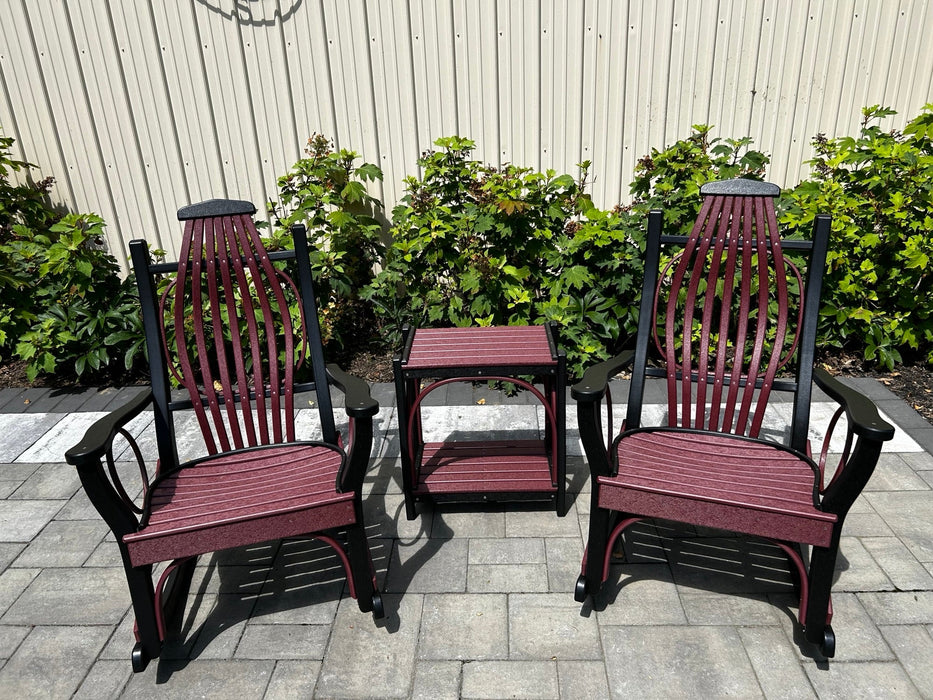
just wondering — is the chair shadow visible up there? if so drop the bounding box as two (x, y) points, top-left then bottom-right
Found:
(152, 500), (399, 680)
(581, 518), (849, 662)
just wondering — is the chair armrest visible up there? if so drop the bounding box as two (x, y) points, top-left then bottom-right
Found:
(813, 368), (895, 518)
(813, 369), (895, 442)
(572, 350), (635, 402)
(326, 363), (379, 418)
(65, 389), (154, 467)
(64, 389), (153, 539)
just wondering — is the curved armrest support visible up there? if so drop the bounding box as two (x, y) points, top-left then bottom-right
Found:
(573, 351), (635, 478)
(813, 369), (895, 518)
(326, 364), (378, 493)
(813, 369), (895, 442)
(65, 389), (154, 467)
(326, 363), (379, 418)
(571, 350), (635, 403)
(64, 389), (153, 539)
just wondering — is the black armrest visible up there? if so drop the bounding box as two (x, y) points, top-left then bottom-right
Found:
(65, 389), (154, 467)
(326, 364), (379, 418)
(571, 350), (635, 402)
(813, 369), (895, 442)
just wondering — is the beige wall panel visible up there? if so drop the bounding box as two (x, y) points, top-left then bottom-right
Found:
(453, 0), (500, 165)
(28, 0), (127, 262)
(2, 0), (932, 267)
(150, 1), (226, 226)
(368, 0), (420, 210)
(238, 0), (302, 205)
(282, 0), (339, 146)
(580, 0), (626, 206)
(408, 0), (459, 155)
(540, 0), (585, 176)
(322, 1), (380, 165)
(0, 0), (72, 206)
(107, 2), (189, 257)
(497, 0), (540, 169)
(193, 1), (266, 205)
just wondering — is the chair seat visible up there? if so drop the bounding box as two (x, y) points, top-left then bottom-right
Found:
(125, 443), (356, 567)
(598, 429), (837, 547)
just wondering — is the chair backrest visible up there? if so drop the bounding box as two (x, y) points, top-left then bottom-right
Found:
(626, 179), (830, 452)
(130, 199), (337, 471)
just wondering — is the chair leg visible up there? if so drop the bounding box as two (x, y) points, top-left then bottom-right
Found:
(121, 558), (161, 672)
(576, 502), (613, 602)
(345, 523), (384, 619)
(155, 556), (197, 639)
(404, 492), (418, 521)
(804, 543), (837, 657)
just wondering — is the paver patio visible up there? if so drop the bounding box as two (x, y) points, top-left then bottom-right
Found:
(0, 378), (930, 698)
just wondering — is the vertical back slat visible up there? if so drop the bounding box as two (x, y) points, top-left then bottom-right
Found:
(238, 213), (295, 443)
(216, 215), (258, 446)
(163, 200), (311, 453)
(655, 182), (802, 439)
(720, 198), (752, 434)
(734, 199), (764, 432)
(708, 197), (741, 431)
(748, 196), (791, 436)
(224, 215), (266, 442)
(663, 197), (716, 427)
(205, 217), (244, 450)
(176, 218), (224, 453)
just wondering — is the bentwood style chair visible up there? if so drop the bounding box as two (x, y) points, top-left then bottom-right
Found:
(66, 199), (384, 672)
(572, 179), (894, 657)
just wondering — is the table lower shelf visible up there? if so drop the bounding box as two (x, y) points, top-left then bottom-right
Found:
(413, 439), (557, 496)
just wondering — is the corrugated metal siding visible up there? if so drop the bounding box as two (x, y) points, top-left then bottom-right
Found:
(2, 0), (932, 273)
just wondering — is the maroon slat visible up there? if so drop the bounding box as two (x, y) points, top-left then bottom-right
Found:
(653, 193), (804, 438)
(160, 211), (307, 452)
(126, 500), (356, 568)
(124, 444), (351, 566)
(600, 430), (835, 546)
(417, 440), (555, 493)
(405, 326), (555, 370)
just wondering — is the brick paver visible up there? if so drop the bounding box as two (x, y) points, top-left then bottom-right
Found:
(0, 380), (930, 697)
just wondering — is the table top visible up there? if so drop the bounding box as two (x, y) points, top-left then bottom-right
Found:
(401, 325), (557, 372)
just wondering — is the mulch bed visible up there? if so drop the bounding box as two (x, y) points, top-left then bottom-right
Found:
(823, 355), (933, 424)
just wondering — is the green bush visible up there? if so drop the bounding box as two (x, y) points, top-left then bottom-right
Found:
(267, 134), (384, 350)
(780, 105), (933, 369)
(627, 124), (770, 229)
(364, 131), (771, 376)
(0, 131), (140, 381)
(364, 136), (642, 375)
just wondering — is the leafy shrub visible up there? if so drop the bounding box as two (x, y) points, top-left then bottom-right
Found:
(364, 136), (643, 375)
(0, 132), (58, 239)
(365, 131), (771, 376)
(627, 124), (770, 229)
(5, 214), (141, 380)
(0, 131), (140, 381)
(1, 132), (59, 350)
(780, 105), (933, 369)
(267, 134), (384, 350)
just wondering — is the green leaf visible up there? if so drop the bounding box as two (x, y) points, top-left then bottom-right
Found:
(355, 163), (383, 181)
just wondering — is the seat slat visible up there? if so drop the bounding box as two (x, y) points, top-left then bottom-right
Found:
(600, 430), (835, 529)
(124, 444), (352, 561)
(417, 440), (555, 493)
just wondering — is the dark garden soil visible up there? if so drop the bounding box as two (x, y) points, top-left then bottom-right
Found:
(1, 349), (931, 425)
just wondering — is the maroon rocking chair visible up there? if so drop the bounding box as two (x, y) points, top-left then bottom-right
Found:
(66, 199), (384, 672)
(572, 179), (894, 657)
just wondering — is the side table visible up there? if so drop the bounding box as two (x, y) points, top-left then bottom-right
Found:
(393, 322), (567, 519)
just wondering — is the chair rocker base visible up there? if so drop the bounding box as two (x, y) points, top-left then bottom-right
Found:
(576, 512), (838, 657)
(125, 527), (384, 672)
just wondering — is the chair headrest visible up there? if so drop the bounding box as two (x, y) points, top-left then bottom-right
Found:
(700, 179), (780, 197)
(177, 199), (257, 221)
